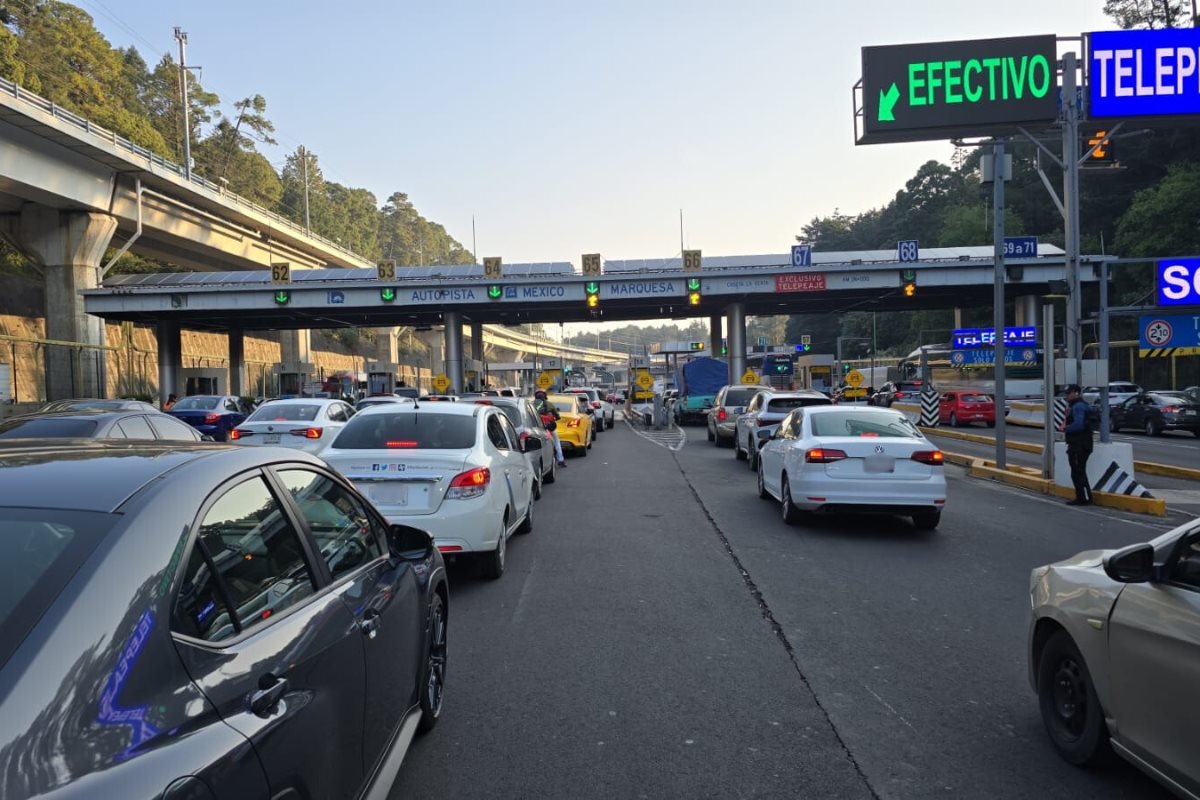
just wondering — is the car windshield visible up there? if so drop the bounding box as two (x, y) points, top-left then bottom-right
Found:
(724, 388), (759, 406)
(172, 396), (219, 410)
(0, 418), (99, 438)
(248, 404), (321, 422)
(0, 509), (117, 668)
(551, 399), (577, 413)
(811, 411), (921, 438)
(332, 411), (476, 449)
(767, 397), (829, 412)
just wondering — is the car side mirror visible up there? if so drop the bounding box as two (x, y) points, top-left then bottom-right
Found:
(390, 524), (434, 559)
(757, 428), (773, 441)
(522, 436), (542, 453)
(1103, 543), (1156, 583)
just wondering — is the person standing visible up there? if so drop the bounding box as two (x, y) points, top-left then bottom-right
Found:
(163, 393), (177, 411)
(533, 390), (566, 467)
(1062, 384), (1094, 506)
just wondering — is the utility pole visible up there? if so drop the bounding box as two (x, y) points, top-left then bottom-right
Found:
(1062, 52), (1082, 386)
(174, 27), (192, 181)
(299, 146), (311, 234)
(992, 140), (1008, 470)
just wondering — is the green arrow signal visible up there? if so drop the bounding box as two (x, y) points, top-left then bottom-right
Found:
(585, 281), (599, 295)
(380, 287), (396, 302)
(878, 82), (900, 122)
(687, 277), (701, 291)
(274, 291), (289, 305)
(488, 285), (503, 299)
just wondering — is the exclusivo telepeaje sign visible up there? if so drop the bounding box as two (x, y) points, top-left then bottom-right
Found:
(1090, 28), (1200, 118)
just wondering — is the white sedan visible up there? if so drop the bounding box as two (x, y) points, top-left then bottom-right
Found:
(755, 405), (947, 530)
(1028, 517), (1200, 796)
(321, 401), (539, 579)
(229, 398), (356, 453)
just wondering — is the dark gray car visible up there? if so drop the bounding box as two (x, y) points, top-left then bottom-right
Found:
(0, 408), (206, 441)
(0, 442), (448, 799)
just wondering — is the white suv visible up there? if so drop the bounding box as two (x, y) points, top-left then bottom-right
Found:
(566, 387), (614, 430)
(1082, 382), (1142, 407)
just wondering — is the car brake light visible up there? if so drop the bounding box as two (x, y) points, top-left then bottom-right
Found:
(290, 427), (323, 439)
(204, 412), (220, 424)
(895, 392), (906, 399)
(718, 408), (727, 421)
(911, 450), (945, 465)
(592, 401), (601, 408)
(805, 448), (847, 463)
(230, 428), (251, 440)
(437, 545), (464, 553)
(386, 440), (419, 448)
(474, 400), (494, 405)
(1162, 406), (1180, 413)
(447, 466), (490, 499)
(567, 417), (581, 427)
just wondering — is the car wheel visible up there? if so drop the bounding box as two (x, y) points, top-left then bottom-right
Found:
(580, 439), (589, 457)
(417, 592), (447, 734)
(1037, 630), (1110, 765)
(517, 491), (534, 534)
(481, 514), (507, 580)
(912, 510), (941, 530)
(532, 462), (543, 499)
(544, 457), (557, 485)
(707, 425), (715, 443)
(735, 435), (747, 460)
(780, 476), (803, 525)
(949, 412), (958, 428)
(1144, 419), (1161, 437)
(757, 461), (770, 500)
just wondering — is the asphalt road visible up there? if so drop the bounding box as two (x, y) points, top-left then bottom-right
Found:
(392, 418), (1180, 799)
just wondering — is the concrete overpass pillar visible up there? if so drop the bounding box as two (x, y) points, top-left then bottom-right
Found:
(228, 329), (244, 397)
(375, 327), (399, 364)
(279, 330), (312, 368)
(157, 321), (181, 405)
(1015, 295), (1040, 328)
(0, 206), (116, 399)
(727, 303), (746, 384)
(709, 315), (723, 358)
(444, 312), (464, 394)
(470, 322), (484, 361)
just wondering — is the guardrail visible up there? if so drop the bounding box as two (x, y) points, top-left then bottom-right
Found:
(0, 75), (367, 265)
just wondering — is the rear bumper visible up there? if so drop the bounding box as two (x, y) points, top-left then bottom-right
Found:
(789, 475), (946, 513)
(379, 497), (497, 553)
(558, 428), (588, 448)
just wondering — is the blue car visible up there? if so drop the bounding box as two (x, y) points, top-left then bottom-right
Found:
(168, 395), (249, 441)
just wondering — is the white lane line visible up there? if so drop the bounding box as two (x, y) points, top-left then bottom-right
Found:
(622, 413), (687, 451)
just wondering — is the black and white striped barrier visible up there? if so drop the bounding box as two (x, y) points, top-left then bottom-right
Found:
(919, 391), (940, 427)
(1053, 397), (1069, 431)
(1094, 461), (1155, 498)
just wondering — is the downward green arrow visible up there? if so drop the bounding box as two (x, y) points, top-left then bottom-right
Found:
(878, 82), (900, 122)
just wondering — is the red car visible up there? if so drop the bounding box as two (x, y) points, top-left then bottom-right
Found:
(938, 391), (995, 427)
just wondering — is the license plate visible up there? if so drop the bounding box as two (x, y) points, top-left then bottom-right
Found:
(263, 434), (281, 444)
(864, 456), (895, 474)
(369, 483), (409, 506)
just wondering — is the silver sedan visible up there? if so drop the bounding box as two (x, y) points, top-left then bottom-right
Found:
(1028, 517), (1200, 797)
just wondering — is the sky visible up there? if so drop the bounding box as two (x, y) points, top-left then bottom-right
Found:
(81, 1), (1112, 335)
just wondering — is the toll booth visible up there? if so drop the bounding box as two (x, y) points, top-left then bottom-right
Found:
(275, 363), (314, 399)
(795, 354), (835, 393)
(366, 364), (397, 396)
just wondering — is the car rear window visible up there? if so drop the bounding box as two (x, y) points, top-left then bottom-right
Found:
(172, 397), (219, 410)
(0, 418), (99, 438)
(248, 404), (321, 422)
(332, 411), (477, 449)
(811, 411), (921, 438)
(767, 397), (830, 413)
(724, 388), (759, 406)
(960, 395), (991, 403)
(0, 509), (116, 668)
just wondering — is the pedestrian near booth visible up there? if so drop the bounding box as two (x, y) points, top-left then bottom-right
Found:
(1061, 384), (1094, 506)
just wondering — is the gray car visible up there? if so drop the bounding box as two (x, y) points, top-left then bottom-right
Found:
(733, 390), (832, 470)
(706, 384), (767, 447)
(1028, 516), (1200, 797)
(0, 408), (206, 442)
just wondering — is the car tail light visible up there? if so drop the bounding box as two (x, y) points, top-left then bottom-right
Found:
(1162, 405), (1180, 413)
(474, 400), (494, 406)
(592, 401), (601, 408)
(911, 450), (945, 465)
(894, 392), (906, 399)
(805, 448), (847, 463)
(567, 417), (581, 427)
(718, 408), (727, 421)
(386, 440), (418, 448)
(447, 466), (490, 499)
(437, 545), (463, 553)
(290, 427), (323, 439)
(230, 428), (252, 440)
(204, 412), (220, 424)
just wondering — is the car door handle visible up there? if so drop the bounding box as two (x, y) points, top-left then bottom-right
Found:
(359, 610), (380, 640)
(248, 674), (290, 716)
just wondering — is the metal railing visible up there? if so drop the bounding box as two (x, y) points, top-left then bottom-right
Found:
(0, 75), (369, 266)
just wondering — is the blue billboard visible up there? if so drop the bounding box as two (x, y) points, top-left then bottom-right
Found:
(1158, 258), (1200, 306)
(1090, 29), (1200, 118)
(952, 327), (1038, 349)
(1140, 314), (1200, 349)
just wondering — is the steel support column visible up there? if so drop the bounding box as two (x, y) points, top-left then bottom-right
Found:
(1062, 52), (1082, 384)
(444, 311), (464, 394)
(228, 328), (244, 397)
(1015, 295), (1040, 328)
(727, 303), (746, 384)
(157, 321), (181, 406)
(709, 315), (723, 359)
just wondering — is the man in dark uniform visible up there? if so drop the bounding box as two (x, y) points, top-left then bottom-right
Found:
(1062, 384), (1094, 506)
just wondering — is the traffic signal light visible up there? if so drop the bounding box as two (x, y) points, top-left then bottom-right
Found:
(1085, 130), (1114, 163)
(687, 276), (702, 306)
(688, 342), (705, 351)
(585, 281), (600, 314)
(900, 268), (916, 297)
(273, 290), (290, 306)
(487, 284), (503, 301)
(380, 287), (397, 303)
(720, 338), (728, 355)
(794, 343), (811, 353)
(843, 363), (851, 373)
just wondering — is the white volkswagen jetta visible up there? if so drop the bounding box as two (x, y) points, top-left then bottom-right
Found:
(756, 405), (947, 530)
(229, 398), (356, 453)
(321, 400), (539, 578)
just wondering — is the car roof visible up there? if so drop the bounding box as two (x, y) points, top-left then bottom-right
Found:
(257, 397), (340, 406)
(354, 401), (480, 416)
(0, 440), (294, 512)
(762, 390), (830, 399)
(805, 404), (904, 415)
(8, 408), (156, 422)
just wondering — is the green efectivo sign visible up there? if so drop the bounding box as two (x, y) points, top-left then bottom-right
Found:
(858, 34), (1058, 145)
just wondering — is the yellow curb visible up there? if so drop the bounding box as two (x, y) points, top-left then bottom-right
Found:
(1132, 460), (1200, 482)
(922, 427), (1043, 454)
(943, 451), (1168, 516)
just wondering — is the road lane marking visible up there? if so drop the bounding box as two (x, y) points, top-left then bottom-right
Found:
(623, 413), (686, 451)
